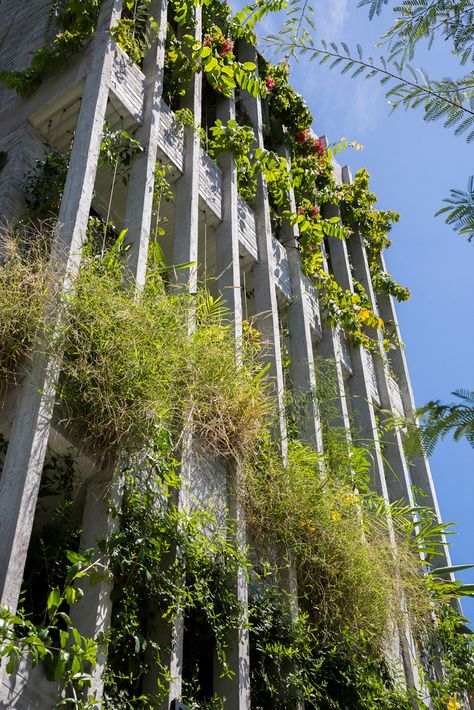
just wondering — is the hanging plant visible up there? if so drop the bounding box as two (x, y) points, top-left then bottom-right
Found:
(339, 169), (410, 303)
(0, 0), (104, 96)
(207, 118), (257, 203)
(193, 27), (264, 98)
(110, 0), (157, 66)
(264, 60), (314, 142)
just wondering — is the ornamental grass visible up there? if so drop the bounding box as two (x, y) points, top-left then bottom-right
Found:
(0, 224), (60, 399)
(242, 439), (433, 653)
(0, 227), (270, 462)
(58, 257), (270, 461)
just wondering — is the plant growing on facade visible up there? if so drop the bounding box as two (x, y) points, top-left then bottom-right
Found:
(0, 227), (61, 397)
(0, 550), (100, 709)
(0, 0), (104, 95)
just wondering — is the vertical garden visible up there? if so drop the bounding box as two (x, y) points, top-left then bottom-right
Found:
(0, 0), (473, 708)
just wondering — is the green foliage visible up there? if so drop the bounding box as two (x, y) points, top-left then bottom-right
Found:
(0, 0), (103, 95)
(436, 175), (474, 243)
(265, 34), (474, 143)
(207, 118), (256, 202)
(97, 123), (143, 183)
(0, 226), (60, 395)
(264, 60), (314, 141)
(104, 450), (247, 706)
(250, 585), (415, 710)
(339, 168), (410, 304)
(361, 0), (474, 67)
(0, 552), (99, 709)
(110, 0), (155, 66)
(163, 0), (263, 105)
(243, 438), (430, 643)
(418, 389), (474, 453)
(195, 24), (264, 98)
(23, 125), (142, 220)
(422, 603), (474, 710)
(57, 255), (269, 461)
(24, 152), (70, 218)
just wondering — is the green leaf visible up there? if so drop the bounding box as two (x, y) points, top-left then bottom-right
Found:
(204, 56), (218, 73)
(47, 587), (61, 615)
(431, 564), (474, 577)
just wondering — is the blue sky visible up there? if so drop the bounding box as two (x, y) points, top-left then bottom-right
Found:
(255, 1), (474, 618)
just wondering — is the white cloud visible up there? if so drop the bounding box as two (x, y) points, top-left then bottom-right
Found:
(351, 80), (382, 134)
(317, 0), (348, 38)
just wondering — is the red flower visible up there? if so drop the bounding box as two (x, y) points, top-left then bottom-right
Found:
(296, 129), (310, 143)
(298, 206), (305, 215)
(266, 76), (275, 91)
(311, 137), (325, 157)
(310, 205), (320, 219)
(219, 38), (233, 56)
(204, 34), (212, 46)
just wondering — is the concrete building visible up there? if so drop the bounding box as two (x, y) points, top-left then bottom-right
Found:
(0, 1), (456, 707)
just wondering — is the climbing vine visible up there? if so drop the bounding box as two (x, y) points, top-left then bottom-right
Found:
(339, 169), (411, 303)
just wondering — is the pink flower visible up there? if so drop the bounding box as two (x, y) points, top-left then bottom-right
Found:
(219, 38), (233, 56)
(266, 76), (275, 91)
(296, 129), (310, 143)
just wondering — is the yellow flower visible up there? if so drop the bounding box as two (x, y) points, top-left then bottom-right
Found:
(331, 511), (341, 522)
(447, 693), (461, 710)
(341, 491), (356, 507)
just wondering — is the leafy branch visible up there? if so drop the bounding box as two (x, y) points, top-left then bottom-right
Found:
(264, 35), (474, 139)
(436, 175), (474, 241)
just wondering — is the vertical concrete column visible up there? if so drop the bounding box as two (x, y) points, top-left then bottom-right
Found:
(375, 250), (450, 547)
(142, 448), (191, 709)
(277, 144), (323, 450)
(68, 8), (172, 702)
(215, 94), (243, 344)
(172, 8), (202, 292)
(238, 42), (287, 458)
(315, 241), (352, 434)
(213, 93), (250, 710)
(213, 470), (251, 710)
(124, 0), (169, 287)
(339, 166), (415, 507)
(327, 167), (423, 693)
(145, 8), (203, 707)
(321, 201), (389, 498)
(0, 0), (122, 614)
(69, 466), (122, 702)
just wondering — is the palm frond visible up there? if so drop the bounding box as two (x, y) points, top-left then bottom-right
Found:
(436, 177), (474, 243)
(418, 390), (474, 454)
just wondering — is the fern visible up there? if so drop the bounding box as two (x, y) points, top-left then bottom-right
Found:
(436, 176), (474, 242)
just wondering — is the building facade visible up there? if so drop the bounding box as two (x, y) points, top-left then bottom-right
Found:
(0, 0), (459, 708)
